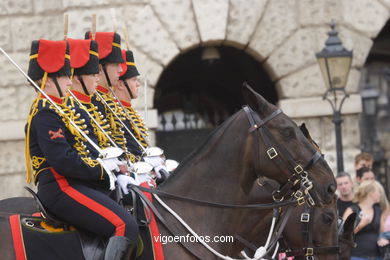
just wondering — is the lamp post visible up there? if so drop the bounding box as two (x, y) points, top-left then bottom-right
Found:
(316, 22), (353, 173)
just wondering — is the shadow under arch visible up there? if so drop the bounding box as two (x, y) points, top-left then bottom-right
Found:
(153, 45), (277, 161)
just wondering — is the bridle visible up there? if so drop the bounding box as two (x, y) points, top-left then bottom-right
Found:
(243, 106), (323, 206)
(282, 204), (340, 260)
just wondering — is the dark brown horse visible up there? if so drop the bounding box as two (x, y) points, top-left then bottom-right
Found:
(0, 84), (336, 259)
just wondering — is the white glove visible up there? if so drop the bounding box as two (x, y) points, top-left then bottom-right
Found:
(116, 174), (139, 195)
(102, 158), (121, 172)
(154, 165), (169, 179)
(144, 156), (165, 168)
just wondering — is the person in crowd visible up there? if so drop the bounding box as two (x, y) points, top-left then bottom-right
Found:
(355, 152), (374, 170)
(343, 180), (387, 260)
(356, 167), (376, 185)
(336, 171), (355, 216)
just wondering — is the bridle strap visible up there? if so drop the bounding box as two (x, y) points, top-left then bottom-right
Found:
(129, 184), (297, 209)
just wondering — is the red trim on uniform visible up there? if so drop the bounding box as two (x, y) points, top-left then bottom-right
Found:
(96, 85), (109, 94)
(68, 39), (92, 68)
(39, 94), (63, 105)
(50, 168), (126, 236)
(37, 39), (67, 73)
(70, 89), (91, 103)
(120, 99), (132, 108)
(32, 212), (41, 217)
(9, 214), (27, 260)
(141, 183), (164, 260)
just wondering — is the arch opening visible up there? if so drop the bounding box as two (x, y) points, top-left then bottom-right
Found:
(153, 45), (277, 161)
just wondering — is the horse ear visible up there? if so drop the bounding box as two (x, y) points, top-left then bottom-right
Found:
(242, 82), (272, 115)
(300, 123), (309, 138)
(344, 213), (357, 235)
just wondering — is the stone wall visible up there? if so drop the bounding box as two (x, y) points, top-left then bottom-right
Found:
(0, 0), (389, 199)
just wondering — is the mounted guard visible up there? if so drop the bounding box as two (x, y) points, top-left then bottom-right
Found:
(25, 38), (139, 260)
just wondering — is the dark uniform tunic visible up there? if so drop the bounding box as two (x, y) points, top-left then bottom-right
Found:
(28, 94), (138, 242)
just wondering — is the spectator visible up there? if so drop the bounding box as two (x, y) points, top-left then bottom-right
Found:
(336, 172), (355, 217)
(356, 167), (376, 185)
(355, 152), (374, 170)
(343, 180), (387, 260)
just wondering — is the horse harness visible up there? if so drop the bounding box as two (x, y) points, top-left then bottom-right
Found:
(243, 106), (323, 207)
(282, 204), (340, 260)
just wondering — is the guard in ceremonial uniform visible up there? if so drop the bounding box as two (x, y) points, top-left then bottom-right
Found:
(115, 49), (148, 156)
(67, 38), (112, 150)
(85, 32), (131, 155)
(26, 39), (138, 260)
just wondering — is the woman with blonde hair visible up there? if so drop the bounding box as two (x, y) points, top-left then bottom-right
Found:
(343, 180), (386, 260)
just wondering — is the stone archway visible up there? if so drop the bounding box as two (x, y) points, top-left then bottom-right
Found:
(152, 44), (276, 161)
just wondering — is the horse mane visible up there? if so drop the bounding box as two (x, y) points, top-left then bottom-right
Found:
(159, 109), (243, 185)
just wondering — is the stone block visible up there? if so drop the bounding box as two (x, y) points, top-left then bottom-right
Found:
(0, 0), (33, 15)
(66, 8), (123, 39)
(122, 4), (180, 65)
(267, 27), (327, 80)
(277, 66), (362, 99)
(0, 121), (25, 141)
(379, 0), (390, 9)
(0, 140), (25, 175)
(0, 52), (30, 87)
(342, 0), (389, 38)
(34, 0), (64, 13)
(0, 18), (12, 52)
(248, 0), (298, 61)
(150, 0), (200, 50)
(130, 46), (164, 87)
(226, 0), (267, 46)
(277, 65), (328, 99)
(298, 0), (342, 26)
(339, 27), (374, 69)
(278, 94), (362, 118)
(12, 16), (63, 52)
(293, 117), (323, 148)
(62, 0), (109, 8)
(192, 0), (228, 42)
(0, 86), (35, 121)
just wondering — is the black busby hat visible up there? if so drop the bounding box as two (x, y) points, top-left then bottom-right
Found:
(28, 39), (71, 81)
(119, 50), (140, 80)
(68, 39), (99, 76)
(85, 31), (123, 64)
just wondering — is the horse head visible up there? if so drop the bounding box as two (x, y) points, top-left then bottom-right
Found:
(242, 83), (336, 206)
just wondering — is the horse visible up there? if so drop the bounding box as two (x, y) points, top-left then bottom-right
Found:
(0, 84), (336, 259)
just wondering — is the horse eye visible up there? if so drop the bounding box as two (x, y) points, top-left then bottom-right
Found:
(280, 127), (295, 139)
(322, 212), (334, 224)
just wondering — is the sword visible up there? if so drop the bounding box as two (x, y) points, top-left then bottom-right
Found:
(0, 47), (119, 190)
(95, 91), (147, 153)
(106, 86), (150, 145)
(67, 89), (119, 148)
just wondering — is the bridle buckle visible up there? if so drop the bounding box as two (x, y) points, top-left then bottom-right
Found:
(300, 212), (310, 223)
(297, 196), (305, 205)
(306, 247), (314, 256)
(267, 147), (278, 159)
(294, 165), (303, 174)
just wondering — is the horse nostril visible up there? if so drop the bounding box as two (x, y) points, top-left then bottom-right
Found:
(328, 183), (336, 194)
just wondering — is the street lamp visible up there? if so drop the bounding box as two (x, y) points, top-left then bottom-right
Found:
(316, 22), (353, 173)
